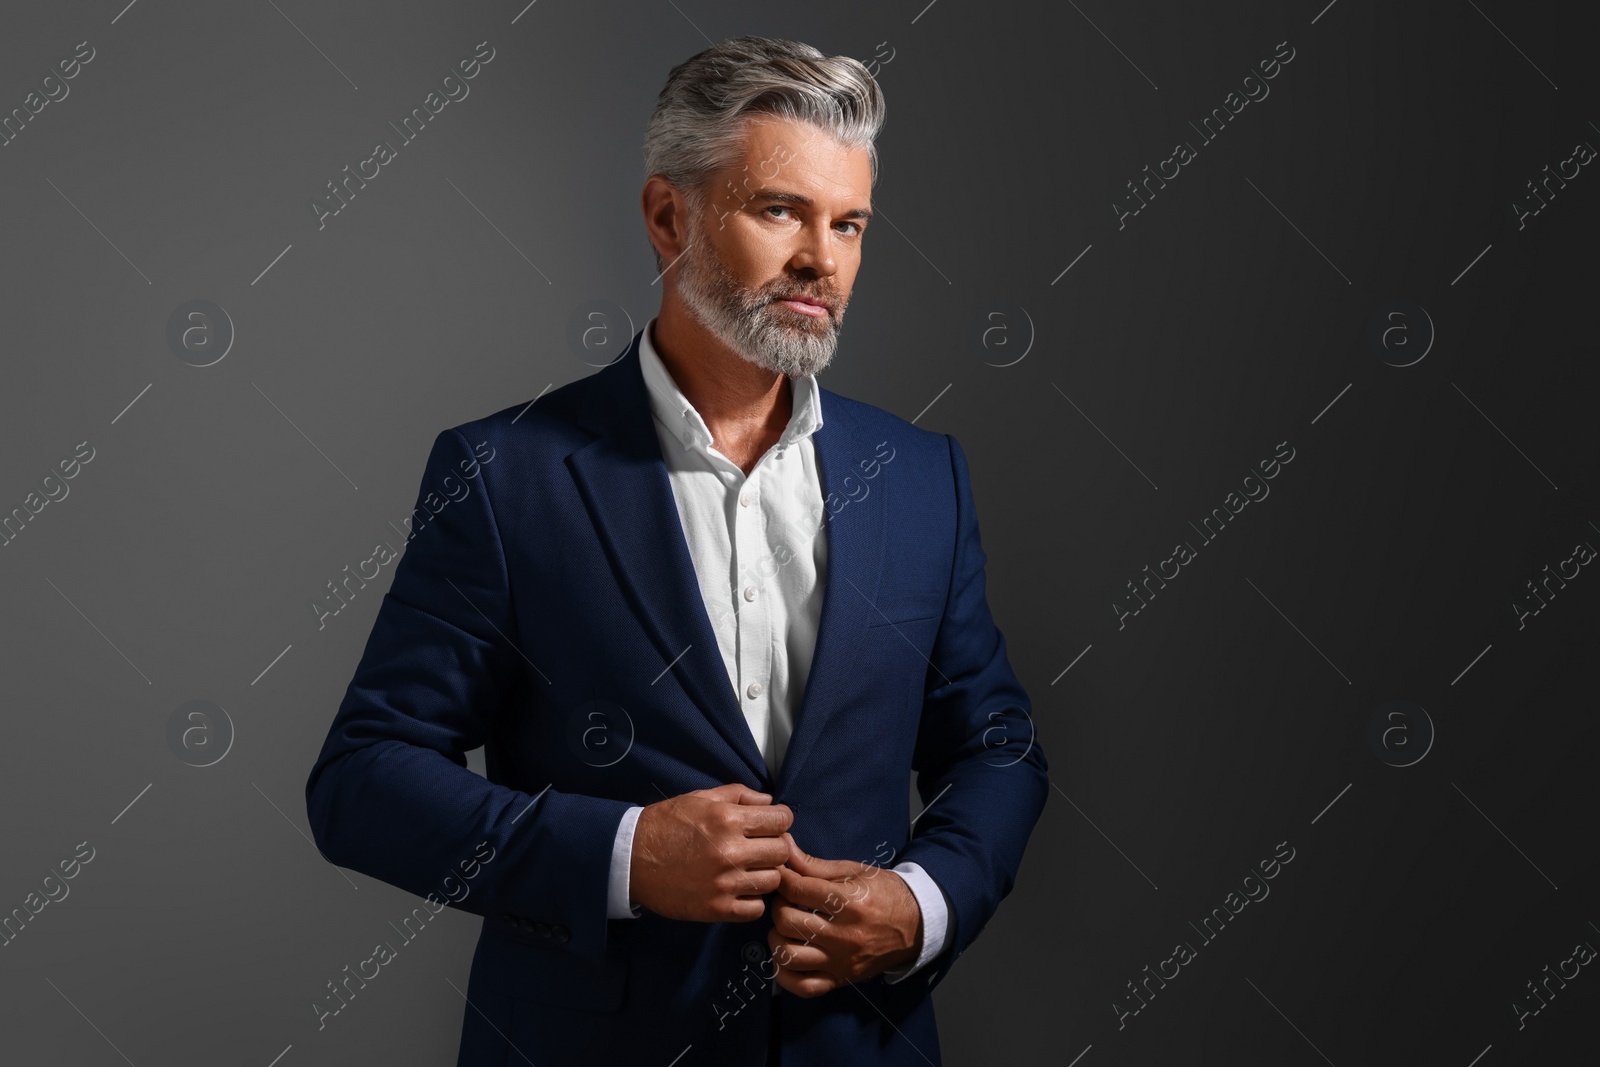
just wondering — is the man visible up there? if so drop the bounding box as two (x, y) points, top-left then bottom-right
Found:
(305, 35), (1047, 1066)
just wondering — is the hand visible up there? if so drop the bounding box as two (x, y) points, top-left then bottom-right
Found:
(630, 783), (793, 923)
(766, 831), (922, 997)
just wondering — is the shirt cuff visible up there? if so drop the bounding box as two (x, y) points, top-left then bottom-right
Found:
(607, 805), (646, 919)
(880, 861), (948, 984)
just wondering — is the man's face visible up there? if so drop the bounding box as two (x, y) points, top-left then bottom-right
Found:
(671, 116), (873, 379)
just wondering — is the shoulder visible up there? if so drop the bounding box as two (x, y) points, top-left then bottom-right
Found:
(816, 386), (981, 515)
(437, 372), (604, 461)
(817, 385), (953, 469)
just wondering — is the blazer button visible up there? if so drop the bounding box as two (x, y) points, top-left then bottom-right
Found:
(741, 940), (768, 965)
(553, 924), (571, 943)
(533, 922), (551, 938)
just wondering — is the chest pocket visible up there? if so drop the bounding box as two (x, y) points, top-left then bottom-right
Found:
(864, 592), (943, 628)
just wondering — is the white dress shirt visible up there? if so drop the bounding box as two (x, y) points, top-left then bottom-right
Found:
(604, 319), (949, 985)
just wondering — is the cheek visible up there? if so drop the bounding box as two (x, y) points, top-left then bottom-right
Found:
(829, 264), (860, 302)
(722, 230), (793, 280)
(748, 241), (794, 275)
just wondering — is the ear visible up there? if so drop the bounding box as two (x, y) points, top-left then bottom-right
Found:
(642, 175), (692, 270)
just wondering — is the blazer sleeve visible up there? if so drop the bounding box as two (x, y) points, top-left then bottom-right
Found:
(304, 427), (636, 971)
(893, 432), (1050, 989)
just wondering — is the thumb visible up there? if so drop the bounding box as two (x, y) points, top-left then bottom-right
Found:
(783, 831), (813, 869)
(695, 782), (770, 804)
(783, 834), (861, 880)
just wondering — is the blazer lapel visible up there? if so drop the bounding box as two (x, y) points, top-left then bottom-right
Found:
(567, 331), (769, 782)
(564, 328), (887, 793)
(771, 391), (885, 794)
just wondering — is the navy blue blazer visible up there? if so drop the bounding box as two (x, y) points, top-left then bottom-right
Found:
(305, 328), (1048, 1066)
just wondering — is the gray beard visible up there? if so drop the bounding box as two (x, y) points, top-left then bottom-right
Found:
(673, 218), (844, 380)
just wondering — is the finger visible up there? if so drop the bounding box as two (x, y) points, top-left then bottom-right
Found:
(726, 895), (768, 922)
(768, 932), (828, 972)
(774, 864), (811, 903)
(770, 893), (828, 923)
(782, 834), (863, 880)
(774, 895), (851, 947)
(697, 782), (768, 805)
(774, 962), (836, 999)
(774, 965), (807, 997)
(741, 837), (794, 871)
(775, 865), (836, 910)
(769, 890), (808, 922)
(738, 804), (794, 837)
(733, 866), (783, 899)
(777, 857), (864, 895)
(770, 884), (844, 916)
(772, 902), (835, 943)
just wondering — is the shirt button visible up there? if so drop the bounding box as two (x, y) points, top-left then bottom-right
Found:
(746, 681), (763, 699)
(743, 586), (757, 602)
(740, 490), (754, 507)
(681, 430), (694, 446)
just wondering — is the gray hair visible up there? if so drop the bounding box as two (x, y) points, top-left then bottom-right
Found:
(642, 35), (886, 271)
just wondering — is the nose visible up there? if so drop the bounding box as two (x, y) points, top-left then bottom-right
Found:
(788, 219), (838, 278)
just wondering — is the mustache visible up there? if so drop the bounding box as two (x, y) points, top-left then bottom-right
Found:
(765, 286), (841, 312)
(684, 234), (844, 314)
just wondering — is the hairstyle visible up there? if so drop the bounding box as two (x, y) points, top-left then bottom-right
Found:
(642, 35), (887, 271)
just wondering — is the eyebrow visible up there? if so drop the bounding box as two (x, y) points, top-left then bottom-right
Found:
(746, 189), (873, 222)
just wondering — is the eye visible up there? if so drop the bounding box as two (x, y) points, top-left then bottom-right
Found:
(765, 205), (793, 220)
(836, 221), (863, 236)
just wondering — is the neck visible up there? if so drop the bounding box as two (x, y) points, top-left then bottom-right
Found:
(651, 303), (793, 455)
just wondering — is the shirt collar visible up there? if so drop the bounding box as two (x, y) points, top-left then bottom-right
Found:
(637, 316), (824, 454)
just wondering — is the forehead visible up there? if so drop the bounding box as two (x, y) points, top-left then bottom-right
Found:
(730, 115), (872, 203)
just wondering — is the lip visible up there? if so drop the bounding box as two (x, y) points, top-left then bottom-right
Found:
(776, 297), (830, 317)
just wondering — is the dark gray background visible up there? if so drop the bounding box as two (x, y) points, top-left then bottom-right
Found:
(2, 0), (1596, 1063)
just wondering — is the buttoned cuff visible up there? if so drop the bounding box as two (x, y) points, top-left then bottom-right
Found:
(880, 861), (948, 984)
(607, 805), (645, 919)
